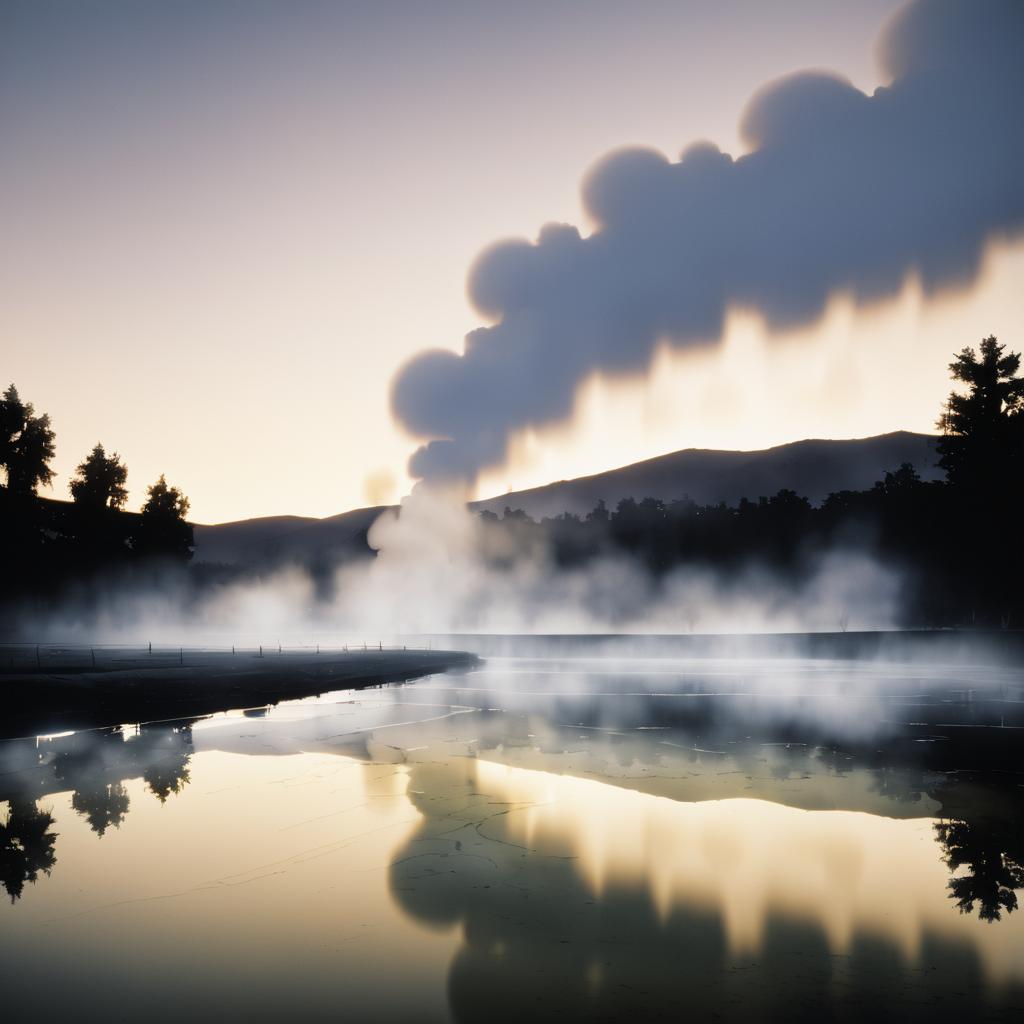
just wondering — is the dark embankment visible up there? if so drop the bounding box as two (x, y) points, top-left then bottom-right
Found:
(0, 646), (480, 738)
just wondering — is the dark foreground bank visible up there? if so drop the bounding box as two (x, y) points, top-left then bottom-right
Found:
(0, 646), (480, 738)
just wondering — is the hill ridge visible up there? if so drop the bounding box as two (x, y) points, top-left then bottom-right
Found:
(192, 431), (940, 566)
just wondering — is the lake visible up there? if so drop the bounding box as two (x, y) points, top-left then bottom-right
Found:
(2, 638), (1023, 1022)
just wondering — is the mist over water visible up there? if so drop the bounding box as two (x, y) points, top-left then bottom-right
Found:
(11, 484), (1024, 761)
(9, 486), (907, 644)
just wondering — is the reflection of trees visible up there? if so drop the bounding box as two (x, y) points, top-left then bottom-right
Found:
(144, 756), (191, 803)
(71, 782), (130, 837)
(56, 734), (137, 837)
(0, 718), (196, 902)
(139, 726), (193, 803)
(50, 723), (195, 826)
(0, 799), (58, 902)
(0, 722), (196, 899)
(935, 814), (1024, 922)
(861, 769), (1024, 924)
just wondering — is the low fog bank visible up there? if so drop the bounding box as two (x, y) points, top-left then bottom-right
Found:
(418, 630), (1024, 668)
(5, 488), (1022, 669)
(5, 488), (890, 641)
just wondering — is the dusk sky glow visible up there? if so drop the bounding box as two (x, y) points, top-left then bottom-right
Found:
(4, 0), (1021, 522)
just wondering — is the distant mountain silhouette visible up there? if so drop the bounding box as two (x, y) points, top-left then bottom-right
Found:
(473, 431), (941, 519)
(193, 432), (939, 567)
(193, 507), (385, 567)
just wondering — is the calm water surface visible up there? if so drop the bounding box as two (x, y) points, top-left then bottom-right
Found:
(2, 644), (1023, 1022)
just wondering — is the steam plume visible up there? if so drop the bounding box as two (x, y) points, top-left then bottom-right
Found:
(391, 0), (1024, 481)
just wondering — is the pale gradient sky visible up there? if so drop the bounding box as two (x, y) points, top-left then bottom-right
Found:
(3, 0), (1020, 523)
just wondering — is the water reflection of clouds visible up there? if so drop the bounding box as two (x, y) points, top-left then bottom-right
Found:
(389, 751), (1024, 1022)
(485, 761), (1022, 967)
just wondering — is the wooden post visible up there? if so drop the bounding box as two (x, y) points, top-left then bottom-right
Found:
(91, 647), (96, 668)
(36, 645), (41, 670)
(180, 647), (183, 666)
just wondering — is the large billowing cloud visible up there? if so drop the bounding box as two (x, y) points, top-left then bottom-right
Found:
(391, 0), (1024, 482)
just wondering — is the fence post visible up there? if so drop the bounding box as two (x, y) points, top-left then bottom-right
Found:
(259, 645), (263, 658)
(91, 647), (96, 669)
(36, 645), (41, 670)
(180, 647), (183, 666)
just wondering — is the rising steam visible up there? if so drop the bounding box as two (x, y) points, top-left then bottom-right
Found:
(14, 491), (902, 643)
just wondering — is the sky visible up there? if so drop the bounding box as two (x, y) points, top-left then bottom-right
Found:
(3, 0), (1022, 523)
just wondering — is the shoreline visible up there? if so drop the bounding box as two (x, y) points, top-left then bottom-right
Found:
(0, 647), (480, 738)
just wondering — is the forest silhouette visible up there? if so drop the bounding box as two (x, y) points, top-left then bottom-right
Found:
(1, 336), (1022, 626)
(0, 386), (192, 606)
(479, 336), (1024, 628)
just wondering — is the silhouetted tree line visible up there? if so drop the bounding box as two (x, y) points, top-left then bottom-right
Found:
(3, 337), (1021, 627)
(477, 336), (1024, 628)
(0, 384), (192, 605)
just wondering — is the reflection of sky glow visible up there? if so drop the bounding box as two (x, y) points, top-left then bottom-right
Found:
(0, 751), (456, 1021)
(470, 759), (1024, 981)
